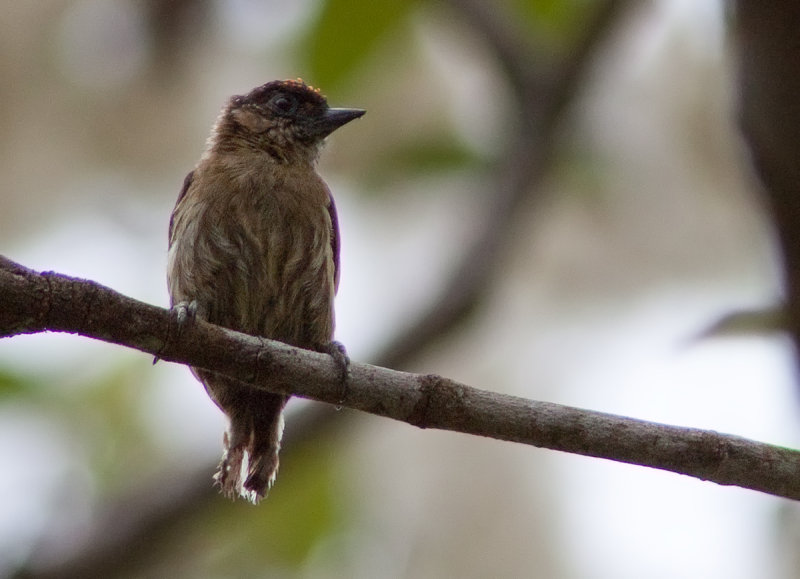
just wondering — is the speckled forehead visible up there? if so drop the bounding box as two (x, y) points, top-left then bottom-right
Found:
(239, 79), (328, 109)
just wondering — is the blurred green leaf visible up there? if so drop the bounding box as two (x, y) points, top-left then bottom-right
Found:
(0, 367), (43, 398)
(374, 138), (487, 179)
(78, 364), (157, 486)
(511, 0), (594, 41)
(250, 440), (338, 565)
(697, 305), (787, 340)
(203, 437), (341, 573)
(305, 0), (416, 89)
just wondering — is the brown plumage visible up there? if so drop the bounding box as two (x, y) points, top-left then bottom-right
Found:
(167, 79), (364, 502)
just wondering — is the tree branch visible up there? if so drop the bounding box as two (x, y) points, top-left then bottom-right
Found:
(2, 254), (800, 501)
(10, 4), (634, 574)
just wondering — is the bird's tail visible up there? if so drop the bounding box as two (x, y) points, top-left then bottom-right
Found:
(202, 375), (288, 503)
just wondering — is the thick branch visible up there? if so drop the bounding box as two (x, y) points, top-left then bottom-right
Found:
(2, 255), (799, 501)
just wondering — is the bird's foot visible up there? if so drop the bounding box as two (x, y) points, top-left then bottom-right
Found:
(321, 340), (350, 406)
(154, 300), (199, 364)
(173, 299), (198, 327)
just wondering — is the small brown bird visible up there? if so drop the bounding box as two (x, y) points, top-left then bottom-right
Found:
(167, 79), (364, 502)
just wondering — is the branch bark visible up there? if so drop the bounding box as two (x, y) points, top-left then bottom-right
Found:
(3, 255), (800, 501)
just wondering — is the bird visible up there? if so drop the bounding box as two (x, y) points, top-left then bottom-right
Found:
(166, 79), (364, 502)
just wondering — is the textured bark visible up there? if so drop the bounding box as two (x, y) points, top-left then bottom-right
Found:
(3, 255), (800, 501)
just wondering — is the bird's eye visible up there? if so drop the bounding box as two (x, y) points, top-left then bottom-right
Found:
(270, 94), (297, 115)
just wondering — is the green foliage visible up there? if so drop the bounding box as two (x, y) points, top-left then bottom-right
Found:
(0, 367), (44, 399)
(251, 441), (339, 565)
(512, 0), (596, 42)
(389, 138), (486, 171)
(0, 354), (166, 489)
(305, 0), (417, 89)
(698, 305), (787, 339)
(367, 138), (487, 186)
(200, 438), (342, 574)
(74, 362), (161, 487)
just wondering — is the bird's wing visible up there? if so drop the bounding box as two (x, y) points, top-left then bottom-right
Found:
(327, 192), (341, 293)
(169, 170), (195, 243)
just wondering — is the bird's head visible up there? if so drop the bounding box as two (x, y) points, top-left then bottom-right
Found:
(212, 79), (365, 163)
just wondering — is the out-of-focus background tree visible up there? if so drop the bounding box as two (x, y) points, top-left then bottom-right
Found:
(2, 1), (799, 577)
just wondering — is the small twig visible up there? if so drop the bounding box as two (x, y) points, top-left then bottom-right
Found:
(3, 256), (800, 502)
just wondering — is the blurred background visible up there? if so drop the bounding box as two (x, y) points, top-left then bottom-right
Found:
(2, 0), (799, 577)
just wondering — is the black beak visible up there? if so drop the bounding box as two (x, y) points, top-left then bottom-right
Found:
(314, 107), (366, 138)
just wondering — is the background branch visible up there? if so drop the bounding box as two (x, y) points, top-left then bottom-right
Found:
(736, 1), (800, 369)
(376, 0), (631, 369)
(3, 256), (800, 504)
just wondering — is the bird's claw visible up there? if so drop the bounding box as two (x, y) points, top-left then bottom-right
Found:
(322, 340), (350, 406)
(154, 300), (199, 365)
(174, 300), (199, 327)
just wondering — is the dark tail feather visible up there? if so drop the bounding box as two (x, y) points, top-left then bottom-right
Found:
(204, 378), (288, 503)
